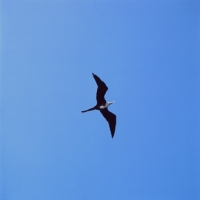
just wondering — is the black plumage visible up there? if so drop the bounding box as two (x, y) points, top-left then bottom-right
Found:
(81, 73), (116, 138)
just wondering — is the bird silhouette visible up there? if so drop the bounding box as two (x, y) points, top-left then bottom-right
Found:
(81, 73), (116, 138)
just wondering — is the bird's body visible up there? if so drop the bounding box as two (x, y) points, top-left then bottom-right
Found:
(99, 102), (115, 109)
(81, 73), (116, 138)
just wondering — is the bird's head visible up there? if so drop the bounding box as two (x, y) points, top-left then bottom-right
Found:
(107, 101), (115, 106)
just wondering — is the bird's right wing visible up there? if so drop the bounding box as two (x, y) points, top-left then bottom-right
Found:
(100, 108), (116, 138)
(92, 73), (108, 105)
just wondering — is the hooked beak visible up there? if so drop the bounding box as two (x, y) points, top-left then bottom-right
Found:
(109, 101), (115, 105)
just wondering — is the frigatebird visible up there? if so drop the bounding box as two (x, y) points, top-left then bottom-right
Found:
(81, 73), (116, 138)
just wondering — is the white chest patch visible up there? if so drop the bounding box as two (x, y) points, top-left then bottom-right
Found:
(100, 105), (106, 109)
(99, 103), (109, 109)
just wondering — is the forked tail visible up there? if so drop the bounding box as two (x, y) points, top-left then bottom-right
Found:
(81, 106), (96, 113)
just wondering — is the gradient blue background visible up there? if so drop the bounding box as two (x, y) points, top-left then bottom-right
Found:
(1, 1), (200, 199)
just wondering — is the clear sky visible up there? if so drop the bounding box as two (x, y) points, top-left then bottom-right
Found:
(1, 0), (200, 200)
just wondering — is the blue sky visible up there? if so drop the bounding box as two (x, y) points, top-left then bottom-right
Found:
(1, 1), (200, 199)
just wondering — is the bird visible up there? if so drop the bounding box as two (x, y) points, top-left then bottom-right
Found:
(81, 73), (116, 138)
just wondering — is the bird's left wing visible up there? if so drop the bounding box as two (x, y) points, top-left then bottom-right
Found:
(92, 73), (108, 105)
(100, 108), (116, 138)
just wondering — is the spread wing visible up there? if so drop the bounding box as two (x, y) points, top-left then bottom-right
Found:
(92, 73), (108, 105)
(100, 108), (116, 138)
